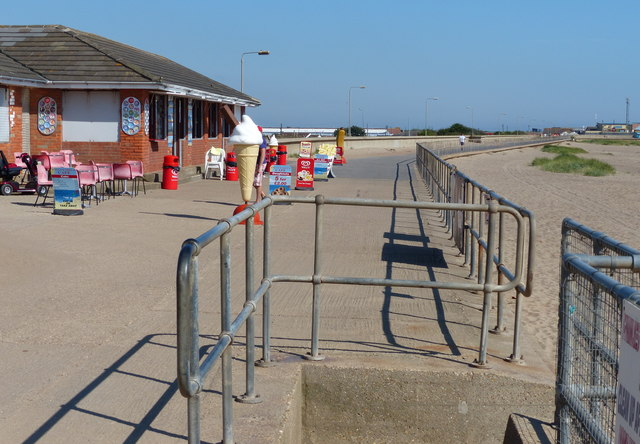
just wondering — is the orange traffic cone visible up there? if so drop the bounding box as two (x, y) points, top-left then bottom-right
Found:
(233, 204), (263, 225)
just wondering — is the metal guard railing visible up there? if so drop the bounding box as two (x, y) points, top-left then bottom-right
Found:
(556, 218), (640, 444)
(421, 135), (569, 158)
(177, 194), (529, 443)
(416, 142), (537, 362)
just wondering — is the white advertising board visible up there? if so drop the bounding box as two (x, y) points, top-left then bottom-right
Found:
(616, 300), (640, 444)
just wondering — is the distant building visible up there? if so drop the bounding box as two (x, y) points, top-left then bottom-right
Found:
(544, 127), (574, 136)
(597, 123), (631, 133)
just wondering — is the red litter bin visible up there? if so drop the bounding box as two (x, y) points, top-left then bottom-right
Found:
(162, 155), (180, 190)
(226, 152), (238, 181)
(277, 144), (287, 165)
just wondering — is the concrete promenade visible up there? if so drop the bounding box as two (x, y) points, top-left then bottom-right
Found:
(0, 149), (555, 443)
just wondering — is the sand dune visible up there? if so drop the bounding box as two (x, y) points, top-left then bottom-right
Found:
(449, 140), (640, 367)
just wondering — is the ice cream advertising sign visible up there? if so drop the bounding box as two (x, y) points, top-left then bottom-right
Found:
(295, 157), (314, 190)
(229, 115), (263, 203)
(299, 141), (312, 158)
(269, 165), (291, 196)
(52, 167), (83, 215)
(313, 154), (330, 181)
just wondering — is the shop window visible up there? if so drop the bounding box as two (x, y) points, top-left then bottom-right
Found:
(175, 98), (187, 140)
(192, 100), (203, 139)
(149, 94), (166, 140)
(62, 91), (119, 142)
(208, 103), (219, 138)
(222, 115), (233, 138)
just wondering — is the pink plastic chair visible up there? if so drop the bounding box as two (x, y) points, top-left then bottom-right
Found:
(76, 164), (99, 206)
(48, 152), (67, 169)
(95, 163), (115, 199)
(112, 163), (134, 197)
(34, 164), (53, 206)
(59, 150), (77, 167)
(126, 160), (146, 195)
(33, 154), (51, 171)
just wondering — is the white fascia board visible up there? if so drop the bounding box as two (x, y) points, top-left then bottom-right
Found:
(0, 78), (259, 107)
(161, 85), (259, 107)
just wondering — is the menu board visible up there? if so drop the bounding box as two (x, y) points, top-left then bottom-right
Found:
(37, 97), (57, 135)
(121, 97), (141, 135)
(52, 167), (83, 216)
(269, 165), (292, 196)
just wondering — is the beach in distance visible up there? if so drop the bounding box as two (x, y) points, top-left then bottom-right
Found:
(448, 140), (640, 367)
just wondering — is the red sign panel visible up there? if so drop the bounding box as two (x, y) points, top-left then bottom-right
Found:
(295, 157), (314, 190)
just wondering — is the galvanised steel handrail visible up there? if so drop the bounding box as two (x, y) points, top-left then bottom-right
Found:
(177, 194), (528, 443)
(556, 218), (640, 444)
(416, 142), (538, 362)
(423, 135), (569, 158)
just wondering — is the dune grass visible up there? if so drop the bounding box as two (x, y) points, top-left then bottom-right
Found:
(532, 146), (615, 176)
(581, 139), (640, 146)
(541, 145), (587, 155)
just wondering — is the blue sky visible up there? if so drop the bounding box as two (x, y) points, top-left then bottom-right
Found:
(6, 0), (639, 131)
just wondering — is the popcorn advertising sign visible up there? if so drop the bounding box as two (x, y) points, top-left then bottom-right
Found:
(269, 165), (291, 196)
(295, 157), (314, 190)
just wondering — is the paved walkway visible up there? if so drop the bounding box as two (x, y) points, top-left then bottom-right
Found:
(0, 152), (554, 443)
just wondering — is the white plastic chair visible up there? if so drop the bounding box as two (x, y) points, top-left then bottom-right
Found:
(204, 147), (225, 180)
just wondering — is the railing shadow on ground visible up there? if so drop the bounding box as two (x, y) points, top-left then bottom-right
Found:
(380, 158), (461, 357)
(175, 150), (533, 442)
(21, 334), (218, 444)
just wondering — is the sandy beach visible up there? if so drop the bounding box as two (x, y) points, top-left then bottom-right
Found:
(448, 140), (640, 368)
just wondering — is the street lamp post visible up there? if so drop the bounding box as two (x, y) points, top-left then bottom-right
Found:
(241, 50), (270, 93)
(500, 113), (507, 133)
(348, 86), (365, 136)
(425, 97), (439, 134)
(466, 106), (474, 136)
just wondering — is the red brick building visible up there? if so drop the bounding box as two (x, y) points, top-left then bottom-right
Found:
(0, 25), (259, 177)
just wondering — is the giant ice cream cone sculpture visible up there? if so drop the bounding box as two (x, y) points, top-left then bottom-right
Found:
(229, 115), (263, 203)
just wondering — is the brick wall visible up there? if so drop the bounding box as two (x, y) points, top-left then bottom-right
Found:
(0, 85), (25, 158)
(4, 85), (232, 176)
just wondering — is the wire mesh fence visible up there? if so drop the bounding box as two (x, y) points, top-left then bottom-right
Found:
(557, 218), (640, 444)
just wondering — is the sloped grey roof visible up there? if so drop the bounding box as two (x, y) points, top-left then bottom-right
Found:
(0, 25), (259, 106)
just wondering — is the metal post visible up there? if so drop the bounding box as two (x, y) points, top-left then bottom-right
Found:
(237, 215), (261, 403)
(220, 233), (234, 443)
(507, 292), (524, 364)
(464, 180), (471, 266)
(557, 225), (572, 442)
(305, 196), (326, 361)
(177, 241), (202, 443)
(258, 204), (273, 367)
(477, 193), (486, 286)
(469, 186), (477, 279)
(188, 395), (200, 444)
(492, 212), (506, 334)
(447, 169), (454, 234)
(474, 198), (498, 368)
